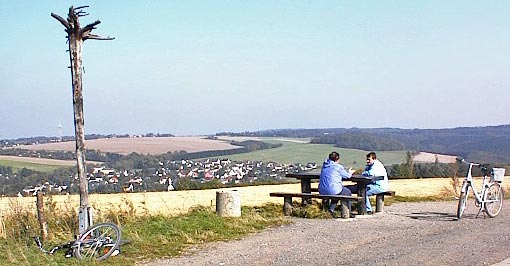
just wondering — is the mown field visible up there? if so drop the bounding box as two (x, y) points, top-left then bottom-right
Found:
(0, 177), (476, 217)
(12, 136), (239, 155)
(212, 138), (407, 169)
(3, 176), (508, 220)
(0, 155), (75, 173)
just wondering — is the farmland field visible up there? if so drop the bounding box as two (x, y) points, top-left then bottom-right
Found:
(0, 178), (452, 216)
(2, 136), (457, 171)
(13, 136), (239, 155)
(0, 155), (75, 173)
(3, 177), (502, 217)
(214, 137), (407, 169)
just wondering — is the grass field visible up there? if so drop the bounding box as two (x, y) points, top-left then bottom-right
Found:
(210, 138), (407, 170)
(0, 156), (75, 173)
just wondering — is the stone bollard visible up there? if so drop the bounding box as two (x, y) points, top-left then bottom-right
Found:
(216, 190), (241, 217)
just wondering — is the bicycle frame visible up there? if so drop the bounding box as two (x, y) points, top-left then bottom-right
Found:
(35, 236), (74, 257)
(460, 162), (489, 204)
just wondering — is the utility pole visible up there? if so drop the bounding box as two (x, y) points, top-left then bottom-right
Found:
(51, 6), (114, 233)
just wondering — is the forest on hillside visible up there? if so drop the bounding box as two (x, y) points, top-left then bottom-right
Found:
(218, 124), (510, 164)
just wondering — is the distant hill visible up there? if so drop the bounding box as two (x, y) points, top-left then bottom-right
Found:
(218, 124), (510, 164)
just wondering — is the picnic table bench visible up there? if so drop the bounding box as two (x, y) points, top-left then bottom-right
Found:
(309, 187), (396, 212)
(270, 173), (396, 218)
(269, 192), (361, 218)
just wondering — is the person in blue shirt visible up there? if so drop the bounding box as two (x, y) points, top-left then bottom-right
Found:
(319, 151), (355, 217)
(359, 151), (389, 213)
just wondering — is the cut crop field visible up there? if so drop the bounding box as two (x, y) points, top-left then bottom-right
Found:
(3, 177), (499, 217)
(13, 136), (239, 155)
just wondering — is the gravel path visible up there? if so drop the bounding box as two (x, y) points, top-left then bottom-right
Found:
(139, 201), (510, 266)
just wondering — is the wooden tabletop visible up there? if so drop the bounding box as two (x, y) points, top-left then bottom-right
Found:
(285, 173), (383, 182)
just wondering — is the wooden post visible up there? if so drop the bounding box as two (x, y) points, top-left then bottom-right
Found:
(51, 6), (113, 233)
(0, 206), (5, 239)
(283, 196), (293, 216)
(300, 180), (312, 205)
(36, 192), (48, 241)
(375, 194), (384, 213)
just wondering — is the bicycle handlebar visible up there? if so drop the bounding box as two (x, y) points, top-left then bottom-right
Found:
(457, 157), (488, 174)
(456, 157), (482, 167)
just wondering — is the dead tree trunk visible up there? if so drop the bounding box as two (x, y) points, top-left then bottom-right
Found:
(51, 6), (113, 233)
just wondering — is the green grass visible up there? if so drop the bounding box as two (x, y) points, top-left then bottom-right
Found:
(209, 140), (407, 170)
(0, 159), (68, 173)
(0, 204), (287, 266)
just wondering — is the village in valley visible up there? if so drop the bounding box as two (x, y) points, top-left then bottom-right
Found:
(17, 158), (318, 197)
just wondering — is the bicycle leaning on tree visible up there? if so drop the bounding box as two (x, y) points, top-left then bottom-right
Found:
(456, 158), (505, 219)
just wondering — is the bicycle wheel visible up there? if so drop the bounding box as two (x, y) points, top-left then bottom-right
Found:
(484, 183), (504, 218)
(74, 222), (121, 260)
(457, 185), (470, 219)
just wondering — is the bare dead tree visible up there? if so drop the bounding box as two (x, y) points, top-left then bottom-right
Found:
(51, 6), (113, 233)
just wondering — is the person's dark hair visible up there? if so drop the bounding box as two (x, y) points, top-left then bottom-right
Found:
(329, 151), (340, 161)
(366, 151), (377, 160)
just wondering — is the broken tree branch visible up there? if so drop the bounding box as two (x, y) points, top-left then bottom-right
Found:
(51, 13), (70, 30)
(80, 20), (101, 35)
(83, 33), (115, 41)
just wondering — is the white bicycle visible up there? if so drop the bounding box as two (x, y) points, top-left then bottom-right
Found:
(456, 159), (504, 219)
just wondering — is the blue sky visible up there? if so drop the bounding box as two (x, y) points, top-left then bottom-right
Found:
(1, 1), (509, 139)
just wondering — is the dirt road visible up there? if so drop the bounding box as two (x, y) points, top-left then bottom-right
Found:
(140, 201), (510, 266)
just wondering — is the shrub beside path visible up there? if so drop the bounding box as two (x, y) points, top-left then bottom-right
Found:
(140, 201), (510, 266)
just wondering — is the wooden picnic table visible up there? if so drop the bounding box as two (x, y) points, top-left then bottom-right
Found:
(285, 173), (384, 215)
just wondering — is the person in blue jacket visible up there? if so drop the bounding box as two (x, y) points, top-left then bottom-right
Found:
(356, 151), (389, 213)
(319, 151), (355, 217)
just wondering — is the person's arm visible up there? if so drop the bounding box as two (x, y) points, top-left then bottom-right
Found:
(362, 164), (373, 176)
(338, 165), (353, 180)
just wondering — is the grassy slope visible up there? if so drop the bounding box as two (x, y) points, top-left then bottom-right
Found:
(0, 159), (67, 173)
(207, 140), (407, 170)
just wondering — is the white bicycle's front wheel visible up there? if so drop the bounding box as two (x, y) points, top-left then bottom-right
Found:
(457, 183), (470, 219)
(74, 222), (121, 260)
(457, 192), (468, 219)
(484, 183), (504, 218)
